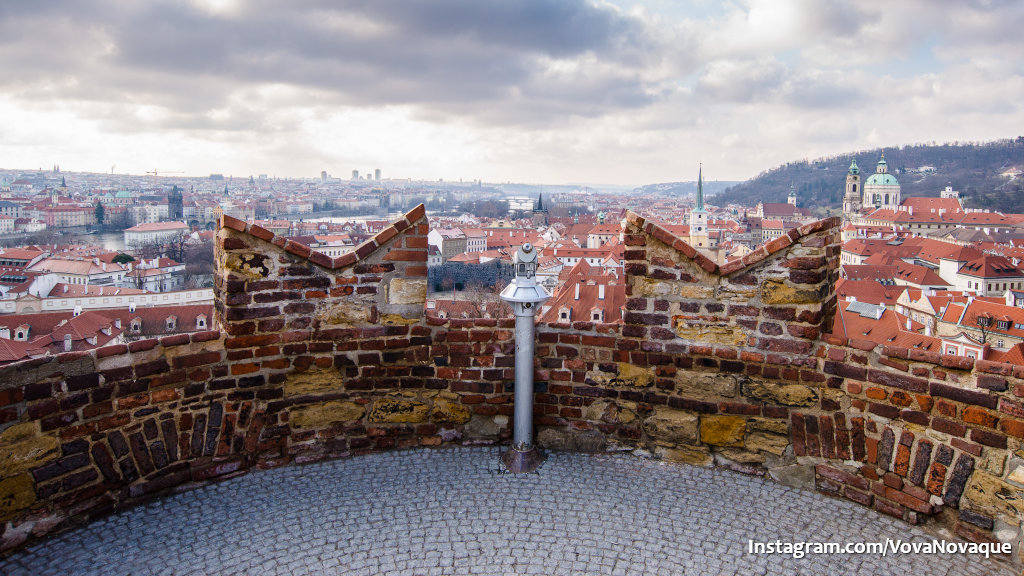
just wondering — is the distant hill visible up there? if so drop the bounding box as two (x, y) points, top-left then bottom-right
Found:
(710, 138), (1024, 216)
(633, 179), (739, 198)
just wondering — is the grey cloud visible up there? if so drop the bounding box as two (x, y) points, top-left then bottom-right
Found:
(0, 0), (666, 132)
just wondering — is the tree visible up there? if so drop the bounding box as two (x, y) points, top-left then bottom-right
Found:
(183, 239), (215, 288)
(94, 202), (105, 227)
(112, 253), (134, 264)
(164, 232), (190, 263)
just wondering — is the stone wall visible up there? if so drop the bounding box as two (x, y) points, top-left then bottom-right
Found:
(1, 204), (1023, 565)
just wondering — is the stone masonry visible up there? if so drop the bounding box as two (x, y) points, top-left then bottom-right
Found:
(0, 204), (1023, 568)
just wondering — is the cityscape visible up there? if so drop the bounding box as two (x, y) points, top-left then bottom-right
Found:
(2, 150), (1023, 367)
(1, 0), (1024, 575)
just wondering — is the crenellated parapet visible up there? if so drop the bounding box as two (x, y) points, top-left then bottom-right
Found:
(1, 204), (1022, 566)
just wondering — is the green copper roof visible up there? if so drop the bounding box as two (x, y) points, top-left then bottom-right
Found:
(848, 159), (859, 175)
(865, 173), (899, 186)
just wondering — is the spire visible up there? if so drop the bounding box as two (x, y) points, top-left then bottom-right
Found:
(535, 192), (543, 211)
(696, 164), (704, 212)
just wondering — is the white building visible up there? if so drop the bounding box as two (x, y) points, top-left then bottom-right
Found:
(124, 221), (189, 247)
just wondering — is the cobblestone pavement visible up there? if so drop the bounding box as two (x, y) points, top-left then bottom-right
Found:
(1, 447), (1014, 575)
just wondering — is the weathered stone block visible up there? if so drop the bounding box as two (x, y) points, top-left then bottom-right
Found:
(769, 464), (815, 490)
(585, 363), (654, 387)
(388, 279), (426, 305)
(431, 398), (471, 425)
(677, 373), (739, 398)
(700, 415), (746, 447)
(673, 319), (746, 346)
(584, 401), (638, 424)
(283, 368), (343, 397)
(715, 449), (765, 464)
(655, 445), (712, 466)
(963, 471), (1024, 523)
(742, 378), (819, 407)
(745, 431), (789, 455)
(222, 252), (271, 279)
(463, 414), (503, 439)
(368, 397), (429, 424)
(747, 418), (788, 435)
(643, 407), (698, 446)
(760, 279), (821, 305)
(0, 422), (59, 478)
(290, 401), (365, 428)
(0, 474), (35, 522)
(537, 428), (607, 453)
(634, 278), (714, 300)
(318, 302), (370, 326)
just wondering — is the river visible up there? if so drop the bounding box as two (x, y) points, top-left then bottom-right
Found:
(62, 231), (126, 252)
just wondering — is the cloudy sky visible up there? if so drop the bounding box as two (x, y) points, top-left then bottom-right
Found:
(1, 0), (1022, 185)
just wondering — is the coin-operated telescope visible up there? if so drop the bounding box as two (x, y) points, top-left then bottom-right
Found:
(499, 243), (551, 473)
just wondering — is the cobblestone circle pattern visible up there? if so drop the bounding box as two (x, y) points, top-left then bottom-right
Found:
(0, 447), (1012, 575)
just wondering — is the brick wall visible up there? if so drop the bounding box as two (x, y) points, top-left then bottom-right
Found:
(1, 203), (1022, 564)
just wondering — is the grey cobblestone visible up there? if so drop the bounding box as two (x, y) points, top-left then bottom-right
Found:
(0, 446), (1014, 575)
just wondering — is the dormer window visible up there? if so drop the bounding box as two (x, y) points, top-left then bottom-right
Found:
(591, 309), (603, 322)
(997, 320), (1010, 330)
(196, 315), (207, 329)
(166, 316), (177, 331)
(130, 319), (142, 332)
(559, 308), (570, 321)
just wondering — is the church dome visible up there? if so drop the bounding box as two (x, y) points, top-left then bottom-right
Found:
(864, 173), (899, 186)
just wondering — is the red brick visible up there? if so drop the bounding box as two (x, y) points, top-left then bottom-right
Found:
(962, 406), (999, 429)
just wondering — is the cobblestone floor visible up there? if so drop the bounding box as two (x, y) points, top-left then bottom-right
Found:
(0, 446), (1014, 575)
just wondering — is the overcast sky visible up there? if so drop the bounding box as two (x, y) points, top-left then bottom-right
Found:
(1, 0), (1022, 185)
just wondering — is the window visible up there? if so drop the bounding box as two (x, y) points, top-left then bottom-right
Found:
(997, 340), (1004, 347)
(966, 351), (977, 359)
(591, 310), (603, 322)
(946, 347), (957, 355)
(559, 308), (570, 321)
(131, 319), (141, 332)
(997, 320), (1010, 330)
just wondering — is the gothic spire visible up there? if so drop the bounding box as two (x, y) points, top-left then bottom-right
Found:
(696, 164), (704, 212)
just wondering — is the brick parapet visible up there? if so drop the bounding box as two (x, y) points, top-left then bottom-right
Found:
(2, 209), (1023, 566)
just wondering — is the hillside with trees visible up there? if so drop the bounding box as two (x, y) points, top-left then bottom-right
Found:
(709, 138), (1024, 215)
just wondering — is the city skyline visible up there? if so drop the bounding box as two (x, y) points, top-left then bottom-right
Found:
(0, 0), (1022, 185)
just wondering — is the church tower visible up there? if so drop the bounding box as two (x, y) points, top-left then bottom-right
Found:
(689, 165), (709, 249)
(862, 153), (901, 211)
(842, 158), (861, 220)
(787, 183), (797, 206)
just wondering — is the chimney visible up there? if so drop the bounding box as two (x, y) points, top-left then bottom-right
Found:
(598, 284), (605, 300)
(906, 318), (912, 330)
(63, 333), (72, 352)
(574, 284), (580, 300)
(114, 318), (121, 329)
(925, 325), (932, 336)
